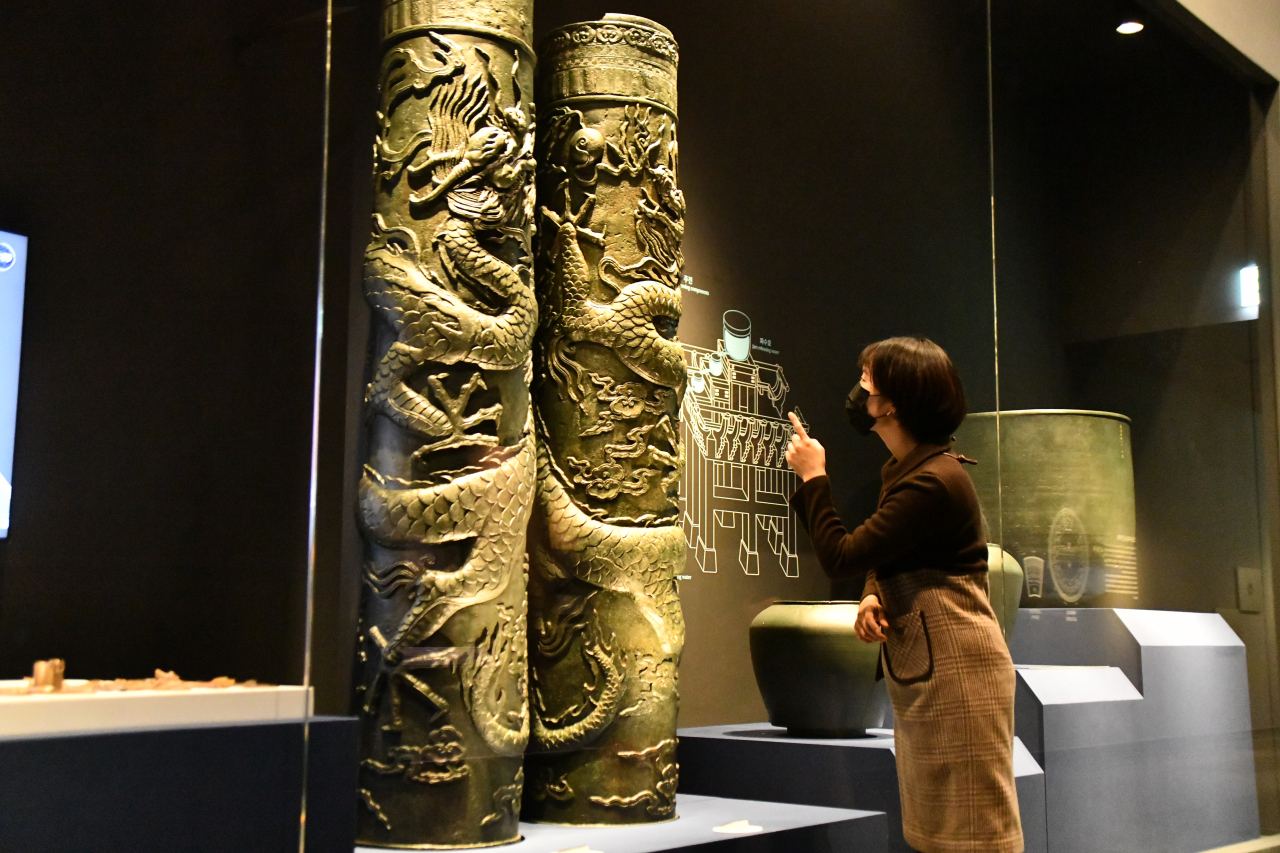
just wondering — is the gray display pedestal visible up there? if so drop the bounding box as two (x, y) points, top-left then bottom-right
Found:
(357, 794), (886, 853)
(1010, 607), (1261, 853)
(678, 724), (1046, 853)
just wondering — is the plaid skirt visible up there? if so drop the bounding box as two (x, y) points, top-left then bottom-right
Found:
(877, 569), (1023, 853)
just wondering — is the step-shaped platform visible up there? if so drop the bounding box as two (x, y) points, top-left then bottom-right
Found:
(356, 794), (887, 853)
(678, 724), (1046, 853)
(1010, 608), (1260, 853)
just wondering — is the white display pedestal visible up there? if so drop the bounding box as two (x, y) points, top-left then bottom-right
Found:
(0, 682), (311, 737)
(680, 608), (1260, 853)
(357, 794), (887, 853)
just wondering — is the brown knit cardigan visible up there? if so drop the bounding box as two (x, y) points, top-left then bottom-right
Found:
(788, 443), (988, 599)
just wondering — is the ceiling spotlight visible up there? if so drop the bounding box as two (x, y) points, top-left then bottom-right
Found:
(1115, 0), (1145, 34)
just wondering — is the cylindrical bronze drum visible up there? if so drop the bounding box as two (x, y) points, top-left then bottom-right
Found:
(525, 14), (686, 826)
(353, 0), (536, 846)
(953, 410), (1138, 608)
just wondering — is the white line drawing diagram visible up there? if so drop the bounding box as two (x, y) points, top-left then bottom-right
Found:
(680, 310), (802, 577)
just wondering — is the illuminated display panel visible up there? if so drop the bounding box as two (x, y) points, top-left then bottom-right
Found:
(0, 230), (27, 537)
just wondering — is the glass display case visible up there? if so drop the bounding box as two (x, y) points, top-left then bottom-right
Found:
(982, 1), (1280, 848)
(0, 3), (339, 850)
(5, 1), (1280, 851)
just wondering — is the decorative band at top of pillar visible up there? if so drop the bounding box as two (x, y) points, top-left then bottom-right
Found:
(381, 0), (535, 58)
(538, 14), (678, 114)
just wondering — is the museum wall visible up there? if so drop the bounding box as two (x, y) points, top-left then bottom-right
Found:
(1065, 325), (1262, 612)
(991, 1), (1280, 832)
(1, 0), (1267, 738)
(637, 0), (994, 727)
(0, 0), (1001, 729)
(1174, 0), (1280, 81)
(16, 0), (1264, 733)
(0, 1), (338, 684)
(520, 0), (993, 728)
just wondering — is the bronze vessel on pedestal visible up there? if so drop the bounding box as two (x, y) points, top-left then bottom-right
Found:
(524, 14), (686, 826)
(353, 0), (536, 846)
(987, 545), (1025, 642)
(749, 602), (886, 738)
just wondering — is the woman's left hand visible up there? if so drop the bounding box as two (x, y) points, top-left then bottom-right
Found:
(786, 412), (827, 481)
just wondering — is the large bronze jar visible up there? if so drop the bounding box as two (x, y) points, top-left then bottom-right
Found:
(954, 410), (1138, 608)
(749, 602), (885, 737)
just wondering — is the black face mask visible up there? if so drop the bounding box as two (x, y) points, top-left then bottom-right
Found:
(845, 385), (879, 435)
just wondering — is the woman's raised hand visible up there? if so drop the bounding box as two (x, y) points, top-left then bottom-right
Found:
(855, 595), (889, 643)
(785, 412), (827, 481)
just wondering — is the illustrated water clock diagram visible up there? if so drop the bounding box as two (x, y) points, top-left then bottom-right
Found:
(680, 310), (801, 577)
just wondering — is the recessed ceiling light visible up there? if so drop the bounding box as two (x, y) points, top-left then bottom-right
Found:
(1117, 20), (1144, 34)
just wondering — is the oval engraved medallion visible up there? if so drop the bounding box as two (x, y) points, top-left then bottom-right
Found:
(1048, 507), (1090, 604)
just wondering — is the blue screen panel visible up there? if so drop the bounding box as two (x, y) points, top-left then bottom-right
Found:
(0, 231), (28, 537)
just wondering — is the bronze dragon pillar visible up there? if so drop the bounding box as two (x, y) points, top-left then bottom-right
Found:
(354, 0), (536, 846)
(525, 15), (687, 825)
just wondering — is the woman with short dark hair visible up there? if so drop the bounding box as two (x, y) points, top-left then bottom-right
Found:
(785, 336), (1023, 853)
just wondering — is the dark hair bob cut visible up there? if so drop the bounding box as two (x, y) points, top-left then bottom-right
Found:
(859, 336), (967, 444)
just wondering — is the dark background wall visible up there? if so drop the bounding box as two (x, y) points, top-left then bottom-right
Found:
(989, 3), (1277, 823)
(322, 0), (998, 727)
(0, 1), (336, 684)
(0, 0), (999, 729)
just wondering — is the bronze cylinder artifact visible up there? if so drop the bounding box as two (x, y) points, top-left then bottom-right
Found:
(353, 0), (536, 846)
(953, 410), (1138, 609)
(525, 14), (686, 825)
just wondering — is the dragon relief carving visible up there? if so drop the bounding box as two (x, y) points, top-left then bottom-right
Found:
(356, 18), (534, 848)
(482, 767), (524, 827)
(527, 33), (687, 820)
(620, 654), (678, 718)
(362, 33), (536, 459)
(459, 600), (530, 756)
(532, 120), (686, 522)
(527, 588), (625, 750)
(359, 435), (534, 742)
(527, 766), (575, 804)
(361, 725), (470, 785)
